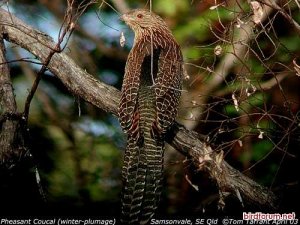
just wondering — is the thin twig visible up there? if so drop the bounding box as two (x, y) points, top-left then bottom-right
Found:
(22, 1), (90, 121)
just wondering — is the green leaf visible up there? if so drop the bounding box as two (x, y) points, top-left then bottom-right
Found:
(252, 140), (273, 161)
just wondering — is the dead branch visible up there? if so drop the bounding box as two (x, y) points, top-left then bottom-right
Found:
(0, 8), (278, 210)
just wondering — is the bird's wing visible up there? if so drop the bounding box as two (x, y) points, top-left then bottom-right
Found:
(118, 47), (145, 138)
(154, 45), (183, 134)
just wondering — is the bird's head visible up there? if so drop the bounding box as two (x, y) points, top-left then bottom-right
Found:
(120, 9), (169, 34)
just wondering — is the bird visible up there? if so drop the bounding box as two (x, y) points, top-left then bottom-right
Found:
(118, 9), (183, 224)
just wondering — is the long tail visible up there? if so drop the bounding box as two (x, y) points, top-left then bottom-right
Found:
(121, 128), (164, 224)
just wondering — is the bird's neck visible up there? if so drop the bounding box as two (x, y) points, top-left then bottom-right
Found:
(133, 28), (175, 49)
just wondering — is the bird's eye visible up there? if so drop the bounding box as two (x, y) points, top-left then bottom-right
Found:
(137, 14), (143, 19)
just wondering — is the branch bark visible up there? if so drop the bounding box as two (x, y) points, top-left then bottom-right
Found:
(0, 35), (41, 204)
(0, 25), (25, 165)
(0, 8), (278, 210)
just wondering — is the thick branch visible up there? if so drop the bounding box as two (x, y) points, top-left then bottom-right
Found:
(0, 28), (16, 113)
(168, 124), (277, 209)
(0, 8), (277, 209)
(0, 28), (20, 163)
(0, 26), (29, 169)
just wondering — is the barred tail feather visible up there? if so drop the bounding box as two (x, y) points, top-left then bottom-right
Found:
(121, 134), (164, 225)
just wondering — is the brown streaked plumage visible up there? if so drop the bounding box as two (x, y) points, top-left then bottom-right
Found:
(118, 9), (183, 224)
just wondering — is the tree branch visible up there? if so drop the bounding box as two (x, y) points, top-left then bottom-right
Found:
(0, 8), (278, 210)
(0, 25), (24, 164)
(0, 32), (16, 113)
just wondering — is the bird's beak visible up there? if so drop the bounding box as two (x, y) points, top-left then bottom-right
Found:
(120, 14), (127, 22)
(120, 14), (133, 24)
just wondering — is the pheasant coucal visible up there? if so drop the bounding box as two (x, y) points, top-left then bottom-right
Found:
(118, 9), (183, 224)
